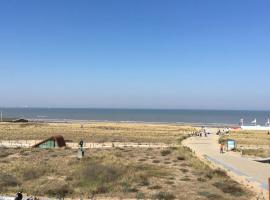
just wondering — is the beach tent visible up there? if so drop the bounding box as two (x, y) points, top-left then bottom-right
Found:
(32, 135), (66, 148)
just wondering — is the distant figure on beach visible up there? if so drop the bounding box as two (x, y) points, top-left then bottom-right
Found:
(79, 139), (84, 148)
(15, 192), (23, 200)
(268, 131), (270, 135)
(78, 139), (85, 158)
(220, 143), (224, 154)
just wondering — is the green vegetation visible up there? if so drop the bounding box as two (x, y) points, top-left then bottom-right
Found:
(220, 130), (270, 158)
(242, 149), (270, 158)
(213, 180), (245, 197)
(0, 122), (195, 143)
(0, 123), (254, 199)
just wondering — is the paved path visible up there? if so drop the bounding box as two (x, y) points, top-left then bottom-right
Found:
(183, 134), (270, 197)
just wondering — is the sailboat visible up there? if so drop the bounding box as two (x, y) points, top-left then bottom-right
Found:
(266, 118), (270, 126)
(240, 118), (270, 131)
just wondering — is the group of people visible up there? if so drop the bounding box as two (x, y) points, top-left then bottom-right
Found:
(191, 127), (210, 137)
(216, 128), (230, 136)
(14, 192), (39, 200)
(192, 128), (226, 154)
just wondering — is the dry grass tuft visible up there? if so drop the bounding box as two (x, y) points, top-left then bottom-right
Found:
(213, 180), (246, 197)
(152, 191), (176, 200)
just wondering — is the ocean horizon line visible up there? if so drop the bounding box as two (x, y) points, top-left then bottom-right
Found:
(1, 107), (270, 112)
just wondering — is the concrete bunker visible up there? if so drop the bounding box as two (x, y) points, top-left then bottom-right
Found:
(32, 135), (66, 148)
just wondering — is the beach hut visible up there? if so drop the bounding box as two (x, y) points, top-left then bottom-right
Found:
(32, 135), (66, 148)
(226, 139), (237, 151)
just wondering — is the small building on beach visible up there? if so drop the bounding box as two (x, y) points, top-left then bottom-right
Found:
(32, 135), (66, 148)
(226, 139), (237, 151)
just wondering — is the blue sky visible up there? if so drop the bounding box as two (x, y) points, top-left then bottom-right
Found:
(0, 0), (270, 110)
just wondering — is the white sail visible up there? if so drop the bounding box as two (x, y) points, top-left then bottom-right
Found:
(251, 119), (257, 125)
(266, 118), (270, 126)
(239, 118), (244, 126)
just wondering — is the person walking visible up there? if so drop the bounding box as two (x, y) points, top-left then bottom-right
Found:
(220, 143), (224, 154)
(15, 192), (23, 200)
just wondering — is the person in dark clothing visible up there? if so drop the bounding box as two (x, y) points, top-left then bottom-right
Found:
(78, 139), (85, 158)
(79, 139), (84, 148)
(82, 148), (85, 157)
(15, 192), (23, 200)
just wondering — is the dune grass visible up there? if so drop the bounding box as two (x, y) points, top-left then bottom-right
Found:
(0, 122), (195, 144)
(222, 130), (270, 146)
(0, 122), (255, 199)
(0, 146), (254, 199)
(242, 149), (270, 158)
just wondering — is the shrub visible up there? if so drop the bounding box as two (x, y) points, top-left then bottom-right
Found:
(136, 192), (145, 199)
(213, 181), (245, 196)
(122, 182), (138, 193)
(148, 185), (162, 190)
(153, 192), (176, 200)
(180, 168), (189, 173)
(161, 150), (171, 156)
(138, 176), (150, 186)
(198, 191), (224, 200)
(138, 158), (147, 162)
(203, 173), (212, 180)
(180, 177), (191, 181)
(94, 185), (109, 194)
(0, 151), (11, 158)
(44, 183), (72, 198)
(165, 180), (174, 185)
(23, 170), (39, 180)
(177, 135), (189, 143)
(197, 177), (206, 182)
(212, 169), (227, 177)
(23, 167), (46, 180)
(177, 156), (185, 161)
(0, 174), (21, 188)
(81, 162), (124, 183)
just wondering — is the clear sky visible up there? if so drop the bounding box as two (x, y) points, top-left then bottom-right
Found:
(0, 0), (270, 110)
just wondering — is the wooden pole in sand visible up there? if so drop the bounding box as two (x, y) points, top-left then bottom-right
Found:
(269, 177), (270, 200)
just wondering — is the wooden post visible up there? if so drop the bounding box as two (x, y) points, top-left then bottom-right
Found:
(268, 177), (270, 200)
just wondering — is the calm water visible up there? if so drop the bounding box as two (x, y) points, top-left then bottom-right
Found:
(0, 108), (269, 126)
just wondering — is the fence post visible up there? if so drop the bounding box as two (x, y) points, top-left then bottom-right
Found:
(268, 178), (270, 200)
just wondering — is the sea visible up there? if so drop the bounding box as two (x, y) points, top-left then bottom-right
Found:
(0, 108), (269, 127)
